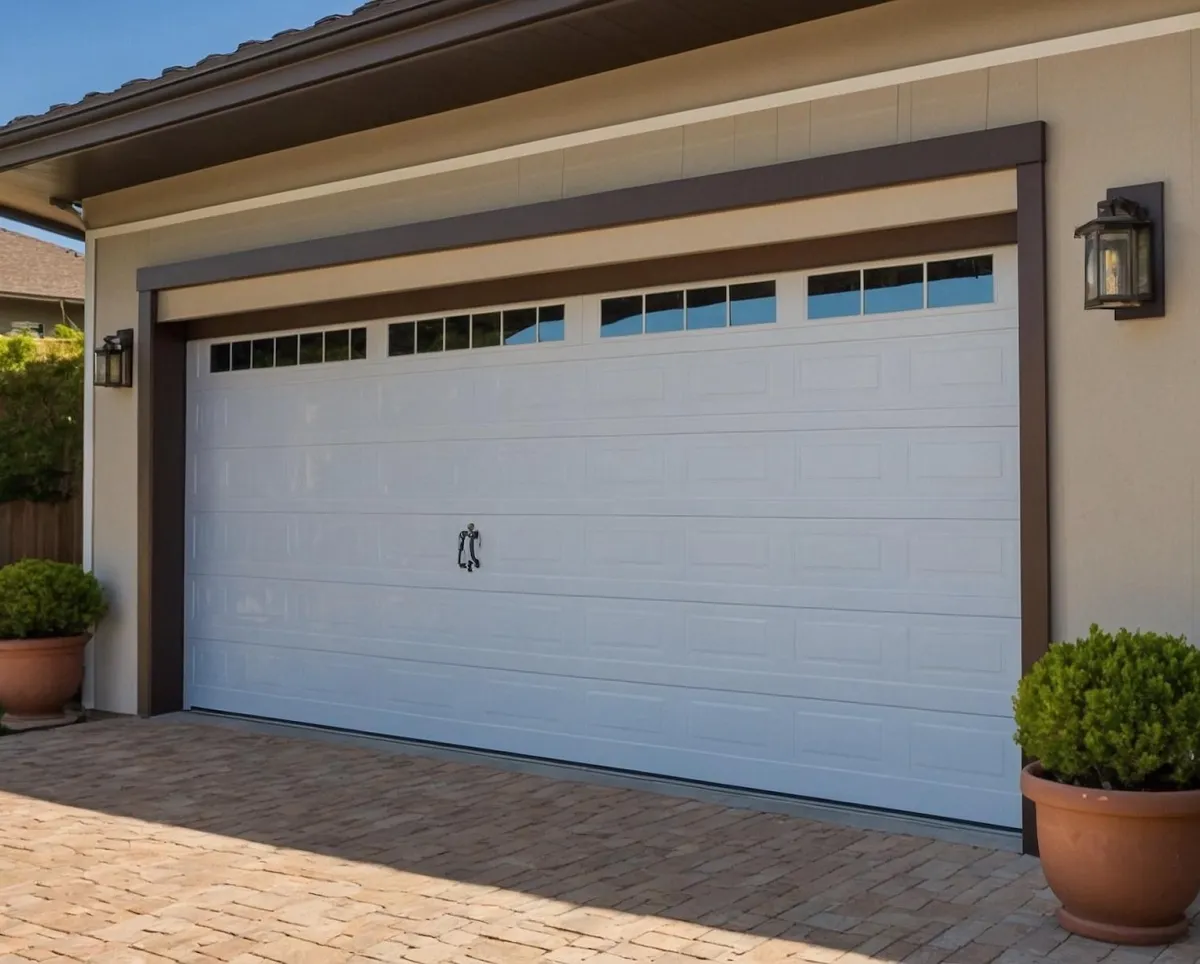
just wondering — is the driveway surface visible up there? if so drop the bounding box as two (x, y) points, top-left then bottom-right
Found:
(0, 718), (1196, 964)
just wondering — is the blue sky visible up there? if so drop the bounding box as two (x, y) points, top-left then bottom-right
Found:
(1, 0), (361, 250)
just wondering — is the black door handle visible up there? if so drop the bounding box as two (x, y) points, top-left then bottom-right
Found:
(458, 524), (481, 572)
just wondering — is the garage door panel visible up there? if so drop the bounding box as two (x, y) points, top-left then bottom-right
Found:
(194, 404), (1017, 454)
(188, 573), (1016, 709)
(193, 426), (1018, 510)
(187, 251), (1023, 826)
(195, 329), (1016, 453)
(187, 646), (1020, 826)
(191, 512), (1018, 604)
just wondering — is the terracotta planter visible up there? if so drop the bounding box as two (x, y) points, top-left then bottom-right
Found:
(0, 635), (88, 721)
(1023, 763), (1200, 945)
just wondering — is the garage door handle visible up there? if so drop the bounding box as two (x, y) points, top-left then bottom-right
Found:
(458, 524), (481, 572)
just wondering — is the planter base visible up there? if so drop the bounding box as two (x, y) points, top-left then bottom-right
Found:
(0, 635), (89, 720)
(1023, 764), (1200, 947)
(1059, 908), (1188, 946)
(2, 708), (84, 731)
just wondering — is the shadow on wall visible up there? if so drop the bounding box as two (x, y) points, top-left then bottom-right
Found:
(0, 717), (1056, 959)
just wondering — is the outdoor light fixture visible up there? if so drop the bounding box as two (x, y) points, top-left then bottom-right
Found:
(1073, 182), (1165, 319)
(94, 329), (134, 388)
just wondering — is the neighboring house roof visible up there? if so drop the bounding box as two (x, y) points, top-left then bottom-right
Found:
(0, 228), (84, 301)
(0, 0), (891, 215)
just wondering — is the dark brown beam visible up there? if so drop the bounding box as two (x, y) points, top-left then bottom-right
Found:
(140, 122), (1045, 292)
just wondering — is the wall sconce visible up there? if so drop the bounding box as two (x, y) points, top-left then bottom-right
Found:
(94, 329), (134, 388)
(1073, 182), (1165, 319)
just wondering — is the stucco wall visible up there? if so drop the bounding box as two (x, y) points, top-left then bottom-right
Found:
(0, 296), (81, 334)
(86, 0), (1200, 713)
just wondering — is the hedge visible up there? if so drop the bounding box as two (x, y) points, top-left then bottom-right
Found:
(0, 328), (84, 503)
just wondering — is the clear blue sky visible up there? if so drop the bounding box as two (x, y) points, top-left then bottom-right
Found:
(0, 0), (361, 250)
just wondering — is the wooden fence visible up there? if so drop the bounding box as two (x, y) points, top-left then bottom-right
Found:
(0, 499), (83, 566)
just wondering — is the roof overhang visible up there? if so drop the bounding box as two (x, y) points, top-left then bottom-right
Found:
(0, 0), (892, 229)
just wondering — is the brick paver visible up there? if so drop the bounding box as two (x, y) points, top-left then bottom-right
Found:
(0, 718), (1197, 964)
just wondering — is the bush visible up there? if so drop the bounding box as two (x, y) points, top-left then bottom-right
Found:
(0, 328), (84, 502)
(1013, 625), (1200, 790)
(0, 560), (106, 639)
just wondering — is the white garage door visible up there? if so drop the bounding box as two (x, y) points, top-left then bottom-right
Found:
(185, 247), (1022, 828)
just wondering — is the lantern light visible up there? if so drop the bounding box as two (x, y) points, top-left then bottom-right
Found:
(1074, 198), (1152, 309)
(94, 329), (134, 388)
(1072, 182), (1165, 319)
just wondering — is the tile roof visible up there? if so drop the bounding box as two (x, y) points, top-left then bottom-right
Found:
(0, 229), (85, 301)
(0, 0), (422, 136)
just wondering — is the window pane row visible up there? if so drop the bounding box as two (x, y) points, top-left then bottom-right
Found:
(600, 281), (776, 338)
(210, 327), (367, 373)
(388, 304), (566, 357)
(808, 255), (994, 320)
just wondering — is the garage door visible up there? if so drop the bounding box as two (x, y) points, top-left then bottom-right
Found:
(185, 247), (1022, 828)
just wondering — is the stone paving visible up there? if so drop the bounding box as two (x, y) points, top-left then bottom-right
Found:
(1, 719), (1197, 964)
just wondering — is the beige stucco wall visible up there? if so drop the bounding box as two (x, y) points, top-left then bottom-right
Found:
(0, 296), (81, 334)
(85, 0), (1200, 713)
(158, 173), (1017, 321)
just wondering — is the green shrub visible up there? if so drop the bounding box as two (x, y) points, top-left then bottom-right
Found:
(0, 560), (106, 639)
(0, 328), (84, 502)
(1013, 625), (1200, 790)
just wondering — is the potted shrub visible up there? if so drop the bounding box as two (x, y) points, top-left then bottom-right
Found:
(1015, 625), (1200, 945)
(0, 560), (106, 722)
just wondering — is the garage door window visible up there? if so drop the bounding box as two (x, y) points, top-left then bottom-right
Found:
(807, 255), (994, 320)
(601, 280), (776, 337)
(389, 303), (566, 356)
(210, 326), (367, 372)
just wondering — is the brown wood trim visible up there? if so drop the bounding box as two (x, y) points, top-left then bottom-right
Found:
(1017, 160), (1050, 856)
(136, 290), (187, 717)
(189, 214), (1018, 340)
(0, 204), (84, 241)
(136, 124), (1049, 853)
(139, 123), (1045, 292)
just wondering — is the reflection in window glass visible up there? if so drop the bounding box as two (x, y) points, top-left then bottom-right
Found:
(808, 271), (861, 319)
(503, 307), (538, 345)
(538, 305), (565, 342)
(601, 296), (643, 337)
(350, 328), (367, 360)
(927, 256), (994, 308)
(444, 315), (471, 351)
(210, 343), (231, 373)
(324, 329), (351, 362)
(416, 319), (444, 354)
(730, 281), (776, 326)
(276, 335), (299, 367)
(864, 264), (924, 314)
(472, 312), (502, 348)
(687, 287), (727, 330)
(388, 322), (415, 357)
(231, 341), (253, 371)
(299, 332), (324, 364)
(251, 338), (275, 369)
(645, 291), (684, 334)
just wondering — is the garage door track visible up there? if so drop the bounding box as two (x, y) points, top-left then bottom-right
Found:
(1, 718), (1196, 964)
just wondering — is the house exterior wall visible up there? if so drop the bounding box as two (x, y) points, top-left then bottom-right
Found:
(0, 296), (81, 334)
(85, 0), (1200, 714)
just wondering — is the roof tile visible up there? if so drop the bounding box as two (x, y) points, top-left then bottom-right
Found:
(0, 229), (85, 302)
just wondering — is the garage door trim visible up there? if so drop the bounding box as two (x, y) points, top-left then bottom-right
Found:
(134, 122), (1048, 853)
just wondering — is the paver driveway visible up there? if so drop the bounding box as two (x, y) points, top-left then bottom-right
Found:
(1, 719), (1196, 964)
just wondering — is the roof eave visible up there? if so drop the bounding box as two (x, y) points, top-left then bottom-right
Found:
(0, 203), (85, 241)
(0, 0), (895, 207)
(0, 0), (610, 175)
(0, 290), (85, 303)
